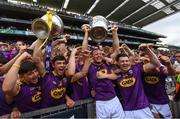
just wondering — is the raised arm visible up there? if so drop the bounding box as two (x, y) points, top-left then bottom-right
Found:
(121, 44), (134, 56)
(159, 55), (176, 75)
(28, 40), (38, 49)
(111, 24), (120, 52)
(66, 47), (79, 77)
(3, 52), (31, 97)
(32, 38), (46, 77)
(81, 24), (90, 51)
(141, 44), (161, 73)
(71, 50), (91, 83)
(0, 51), (22, 74)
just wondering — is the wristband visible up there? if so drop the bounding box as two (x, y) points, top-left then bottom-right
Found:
(13, 64), (20, 68)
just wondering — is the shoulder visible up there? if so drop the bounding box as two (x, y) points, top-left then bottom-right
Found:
(132, 63), (143, 69)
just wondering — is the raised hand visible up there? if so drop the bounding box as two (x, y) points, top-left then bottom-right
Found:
(138, 44), (148, 51)
(119, 46), (126, 54)
(71, 46), (82, 55)
(121, 44), (128, 49)
(64, 34), (70, 42)
(111, 24), (118, 32)
(81, 49), (91, 58)
(159, 55), (171, 66)
(81, 24), (90, 33)
(18, 52), (32, 61)
(147, 43), (153, 49)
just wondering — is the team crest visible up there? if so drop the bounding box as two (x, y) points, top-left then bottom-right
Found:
(50, 88), (66, 99)
(58, 80), (63, 87)
(119, 77), (136, 87)
(62, 78), (67, 83)
(144, 76), (159, 84)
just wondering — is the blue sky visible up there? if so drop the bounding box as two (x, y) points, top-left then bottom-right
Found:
(143, 12), (180, 46)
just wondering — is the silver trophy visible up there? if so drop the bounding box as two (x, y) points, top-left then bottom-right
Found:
(89, 15), (109, 43)
(32, 11), (64, 40)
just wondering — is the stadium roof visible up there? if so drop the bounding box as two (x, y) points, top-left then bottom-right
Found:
(10, 0), (180, 27)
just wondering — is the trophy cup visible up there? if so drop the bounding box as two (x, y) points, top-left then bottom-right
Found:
(32, 11), (64, 71)
(32, 11), (64, 40)
(89, 15), (109, 43)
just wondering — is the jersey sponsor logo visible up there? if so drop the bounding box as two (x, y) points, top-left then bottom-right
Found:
(144, 76), (159, 84)
(119, 77), (136, 87)
(50, 88), (66, 99)
(32, 91), (42, 103)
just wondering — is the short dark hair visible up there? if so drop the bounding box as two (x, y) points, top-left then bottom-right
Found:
(116, 53), (129, 61)
(91, 46), (104, 55)
(175, 51), (180, 55)
(51, 55), (67, 64)
(19, 61), (36, 75)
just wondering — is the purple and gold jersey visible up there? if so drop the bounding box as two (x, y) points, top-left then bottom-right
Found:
(1, 51), (10, 60)
(41, 72), (68, 108)
(143, 66), (169, 104)
(71, 64), (91, 101)
(0, 50), (18, 61)
(14, 79), (42, 113)
(116, 63), (149, 110)
(87, 63), (116, 101)
(0, 76), (14, 115)
(9, 50), (18, 60)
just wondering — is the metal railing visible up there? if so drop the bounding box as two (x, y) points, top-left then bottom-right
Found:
(21, 98), (94, 118)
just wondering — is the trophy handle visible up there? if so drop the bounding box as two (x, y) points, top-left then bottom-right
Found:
(107, 25), (112, 32)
